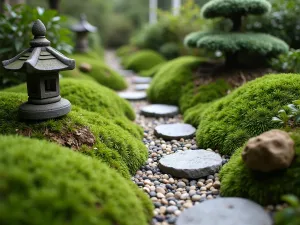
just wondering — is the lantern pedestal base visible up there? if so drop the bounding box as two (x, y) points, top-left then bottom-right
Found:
(19, 98), (71, 120)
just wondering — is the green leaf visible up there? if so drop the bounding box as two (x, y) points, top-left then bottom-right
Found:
(282, 195), (300, 207)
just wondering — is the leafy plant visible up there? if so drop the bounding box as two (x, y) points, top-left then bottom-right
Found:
(271, 49), (300, 73)
(0, 4), (73, 89)
(272, 100), (300, 128)
(275, 195), (300, 225)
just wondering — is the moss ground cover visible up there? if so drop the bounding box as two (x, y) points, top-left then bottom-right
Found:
(196, 74), (300, 156)
(147, 56), (204, 105)
(0, 135), (153, 225)
(140, 62), (167, 77)
(123, 50), (166, 72)
(61, 52), (127, 91)
(220, 131), (300, 205)
(0, 92), (147, 178)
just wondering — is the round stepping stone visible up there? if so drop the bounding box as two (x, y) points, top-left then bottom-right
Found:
(141, 104), (179, 117)
(154, 123), (196, 140)
(135, 84), (150, 91)
(118, 92), (147, 101)
(118, 69), (134, 76)
(158, 150), (222, 179)
(176, 197), (272, 225)
(132, 76), (152, 84)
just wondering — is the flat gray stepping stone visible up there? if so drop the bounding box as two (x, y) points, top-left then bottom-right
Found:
(135, 84), (150, 91)
(141, 104), (179, 117)
(159, 150), (222, 179)
(132, 76), (152, 84)
(154, 123), (196, 140)
(118, 69), (134, 76)
(118, 92), (147, 101)
(176, 197), (272, 225)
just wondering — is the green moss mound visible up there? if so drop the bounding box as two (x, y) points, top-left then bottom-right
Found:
(179, 79), (231, 112)
(0, 135), (153, 225)
(123, 50), (166, 72)
(116, 45), (138, 57)
(201, 0), (271, 19)
(220, 131), (300, 205)
(185, 32), (289, 56)
(140, 62), (167, 77)
(5, 79), (136, 121)
(147, 56), (204, 105)
(0, 92), (147, 178)
(62, 53), (127, 91)
(183, 102), (212, 127)
(196, 74), (300, 155)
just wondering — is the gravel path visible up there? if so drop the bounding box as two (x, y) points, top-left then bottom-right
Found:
(104, 50), (283, 225)
(105, 50), (230, 225)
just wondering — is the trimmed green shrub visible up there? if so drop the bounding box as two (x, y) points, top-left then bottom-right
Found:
(196, 74), (300, 155)
(179, 79), (231, 112)
(4, 79), (136, 121)
(274, 195), (300, 225)
(201, 0), (271, 18)
(184, 0), (289, 66)
(123, 50), (166, 72)
(185, 32), (289, 56)
(140, 62), (167, 77)
(219, 131), (300, 205)
(0, 92), (147, 177)
(159, 42), (181, 60)
(62, 53), (127, 91)
(147, 56), (205, 105)
(0, 135), (153, 225)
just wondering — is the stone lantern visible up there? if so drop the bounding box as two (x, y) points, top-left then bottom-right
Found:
(2, 19), (75, 120)
(71, 14), (97, 53)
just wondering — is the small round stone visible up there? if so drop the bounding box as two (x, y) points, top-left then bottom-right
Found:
(154, 123), (196, 141)
(141, 104), (179, 118)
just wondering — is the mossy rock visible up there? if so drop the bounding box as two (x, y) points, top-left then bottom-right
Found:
(140, 62), (167, 77)
(179, 79), (231, 113)
(0, 92), (147, 178)
(123, 50), (166, 72)
(196, 74), (300, 156)
(4, 79), (136, 121)
(220, 131), (300, 205)
(62, 53), (127, 91)
(147, 56), (205, 105)
(0, 135), (153, 225)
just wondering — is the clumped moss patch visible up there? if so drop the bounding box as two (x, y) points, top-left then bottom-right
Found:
(196, 74), (300, 156)
(0, 135), (153, 225)
(0, 92), (147, 178)
(123, 50), (166, 72)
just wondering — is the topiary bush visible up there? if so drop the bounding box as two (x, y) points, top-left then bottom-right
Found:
(4, 78), (136, 121)
(140, 62), (167, 77)
(179, 79), (231, 112)
(116, 45), (138, 58)
(219, 131), (300, 205)
(196, 74), (300, 155)
(61, 53), (127, 91)
(184, 0), (289, 67)
(0, 135), (153, 225)
(123, 50), (166, 73)
(0, 92), (147, 178)
(147, 56), (205, 105)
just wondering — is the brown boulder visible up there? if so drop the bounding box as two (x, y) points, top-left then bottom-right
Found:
(242, 129), (295, 172)
(79, 63), (92, 73)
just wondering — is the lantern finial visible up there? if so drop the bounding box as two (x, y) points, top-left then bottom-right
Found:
(32, 19), (46, 37)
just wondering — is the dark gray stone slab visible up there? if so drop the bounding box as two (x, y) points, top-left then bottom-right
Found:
(135, 84), (150, 91)
(132, 76), (152, 84)
(154, 123), (196, 140)
(118, 91), (147, 101)
(176, 197), (272, 225)
(158, 150), (222, 179)
(141, 104), (179, 117)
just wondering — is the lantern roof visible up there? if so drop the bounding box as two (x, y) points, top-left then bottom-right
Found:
(2, 20), (75, 73)
(71, 14), (97, 33)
